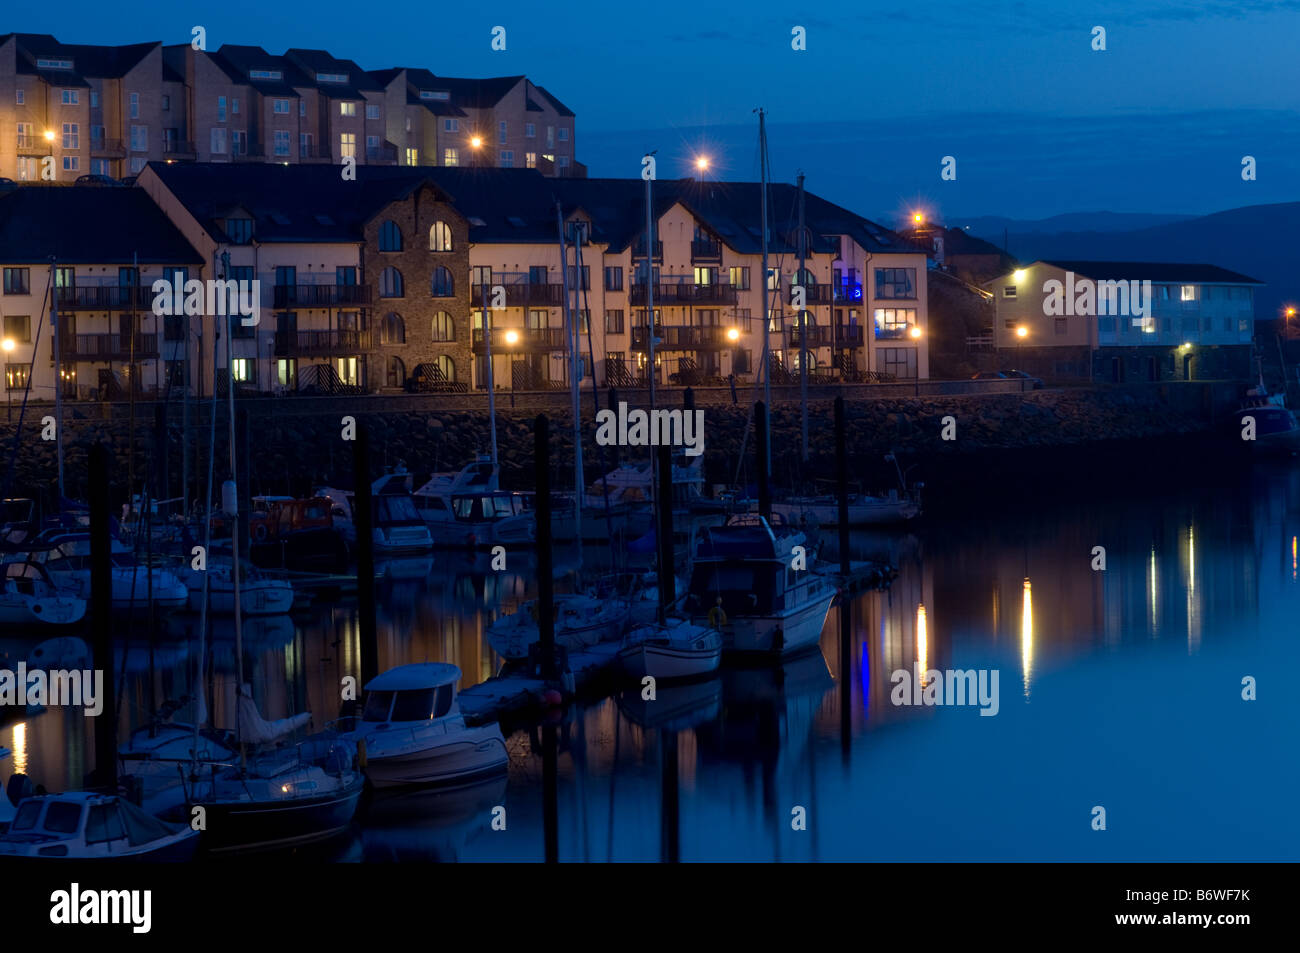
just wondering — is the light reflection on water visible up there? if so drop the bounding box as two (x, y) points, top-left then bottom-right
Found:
(3, 464), (1299, 860)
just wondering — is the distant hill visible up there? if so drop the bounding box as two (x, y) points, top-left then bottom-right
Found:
(959, 212), (1195, 238)
(969, 202), (1300, 320)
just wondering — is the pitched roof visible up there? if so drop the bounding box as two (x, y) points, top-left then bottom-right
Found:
(8, 33), (160, 84)
(147, 162), (455, 243)
(0, 186), (202, 265)
(209, 45), (306, 96)
(533, 85), (574, 118)
(283, 48), (381, 97)
(429, 75), (523, 109)
(1040, 260), (1263, 284)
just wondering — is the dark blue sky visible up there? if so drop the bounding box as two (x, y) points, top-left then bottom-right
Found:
(13, 0), (1300, 219)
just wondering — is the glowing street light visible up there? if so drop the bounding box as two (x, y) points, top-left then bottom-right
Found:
(504, 329), (520, 346)
(43, 130), (55, 142)
(912, 212), (924, 225)
(909, 325), (923, 340)
(470, 135), (483, 149)
(726, 327), (740, 343)
(2, 338), (14, 352)
(695, 156), (710, 171)
(1012, 269), (1026, 282)
(1015, 325), (1028, 339)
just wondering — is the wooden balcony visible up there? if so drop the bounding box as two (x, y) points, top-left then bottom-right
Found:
(630, 325), (738, 351)
(274, 329), (372, 356)
(470, 327), (568, 353)
(273, 284), (371, 308)
(629, 282), (738, 306)
(60, 332), (158, 360)
(55, 285), (155, 311)
(471, 283), (566, 307)
(786, 325), (864, 348)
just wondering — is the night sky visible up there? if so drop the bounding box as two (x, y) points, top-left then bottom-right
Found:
(11, 0), (1300, 220)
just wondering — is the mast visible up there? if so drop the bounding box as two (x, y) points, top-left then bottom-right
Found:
(758, 111), (771, 483)
(190, 306), (219, 778)
(482, 272), (499, 472)
(644, 153), (656, 409)
(221, 251), (247, 774)
(798, 172), (809, 463)
(49, 257), (64, 500)
(127, 251), (137, 530)
(557, 203), (583, 545)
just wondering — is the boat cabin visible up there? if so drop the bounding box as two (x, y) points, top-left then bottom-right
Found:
(686, 515), (807, 617)
(361, 662), (461, 724)
(0, 792), (186, 858)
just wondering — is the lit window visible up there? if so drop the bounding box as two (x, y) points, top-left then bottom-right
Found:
(405, 147), (418, 166)
(443, 147), (458, 166)
(340, 102), (356, 117)
(339, 133), (356, 158)
(525, 152), (536, 169)
(1180, 285), (1197, 302)
(429, 222), (453, 252)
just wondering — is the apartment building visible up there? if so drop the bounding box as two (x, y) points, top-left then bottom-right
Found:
(0, 186), (202, 403)
(0, 33), (186, 182)
(0, 33), (580, 181)
(986, 260), (1260, 382)
(138, 161), (474, 396)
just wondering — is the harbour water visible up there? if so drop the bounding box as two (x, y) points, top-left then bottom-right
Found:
(3, 461), (1296, 861)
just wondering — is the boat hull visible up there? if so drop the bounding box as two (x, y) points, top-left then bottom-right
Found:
(188, 785), (363, 854)
(362, 729), (509, 789)
(772, 500), (919, 526)
(721, 590), (836, 657)
(620, 641), (721, 681)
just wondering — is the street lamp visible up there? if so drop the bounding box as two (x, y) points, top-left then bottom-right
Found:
(43, 130), (54, 142)
(1015, 325), (1028, 391)
(2, 338), (14, 421)
(694, 155), (710, 181)
(504, 329), (519, 346)
(1012, 269), (1026, 283)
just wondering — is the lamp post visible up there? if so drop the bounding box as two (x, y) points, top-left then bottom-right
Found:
(1015, 324), (1028, 391)
(470, 135), (483, 168)
(909, 324), (923, 396)
(2, 338), (13, 421)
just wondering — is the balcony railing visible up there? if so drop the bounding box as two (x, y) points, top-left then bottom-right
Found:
(60, 332), (158, 360)
(366, 143), (398, 163)
(273, 284), (371, 308)
(274, 329), (371, 356)
(787, 325), (830, 348)
(630, 325), (739, 351)
(232, 145), (266, 162)
(16, 135), (46, 154)
(835, 325), (864, 348)
(299, 144), (329, 161)
(630, 282), (738, 306)
(789, 282), (835, 304)
(90, 137), (126, 157)
(632, 239), (663, 260)
(162, 139), (197, 158)
(470, 327), (568, 352)
(55, 285), (156, 310)
(471, 283), (566, 307)
(691, 238), (722, 261)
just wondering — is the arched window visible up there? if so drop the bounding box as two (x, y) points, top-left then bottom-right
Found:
(434, 354), (455, 382)
(431, 311), (455, 342)
(431, 266), (454, 297)
(794, 268), (816, 289)
(379, 267), (404, 298)
(378, 220), (403, 252)
(429, 221), (453, 252)
(386, 356), (406, 389)
(380, 312), (405, 345)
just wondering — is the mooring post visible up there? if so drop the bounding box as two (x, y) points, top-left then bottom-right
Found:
(89, 443), (116, 792)
(353, 424), (377, 688)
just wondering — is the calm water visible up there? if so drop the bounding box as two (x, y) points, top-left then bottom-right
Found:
(4, 463), (1298, 861)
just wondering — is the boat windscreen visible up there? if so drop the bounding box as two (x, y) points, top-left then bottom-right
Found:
(391, 688), (435, 721)
(376, 495), (421, 524)
(362, 690), (395, 722)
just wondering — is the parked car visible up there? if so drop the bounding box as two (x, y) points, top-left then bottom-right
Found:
(74, 174), (120, 187)
(971, 371), (1007, 380)
(1005, 369), (1044, 390)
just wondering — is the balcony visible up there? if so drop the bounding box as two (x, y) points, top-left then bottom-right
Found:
(162, 139), (197, 159)
(60, 332), (158, 360)
(232, 145), (266, 163)
(834, 325), (864, 348)
(630, 325), (738, 351)
(274, 329), (372, 357)
(366, 143), (399, 164)
(273, 284), (371, 308)
(786, 324), (865, 348)
(299, 144), (330, 162)
(470, 327), (568, 353)
(16, 135), (46, 154)
(632, 239), (663, 261)
(470, 283), (566, 307)
(787, 325), (830, 348)
(630, 282), (738, 306)
(691, 238), (722, 262)
(789, 282), (834, 304)
(90, 137), (126, 158)
(55, 285), (156, 310)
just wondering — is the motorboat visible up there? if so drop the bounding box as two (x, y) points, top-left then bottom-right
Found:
(411, 457), (535, 548)
(619, 617), (722, 682)
(179, 560), (295, 616)
(487, 591), (631, 661)
(0, 561), (86, 626)
(7, 530), (188, 610)
(248, 496), (351, 571)
(685, 514), (836, 657)
(0, 791), (200, 860)
(1232, 386), (1300, 454)
(334, 663), (508, 788)
(317, 470), (434, 555)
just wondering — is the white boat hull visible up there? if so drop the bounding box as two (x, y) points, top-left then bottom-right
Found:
(722, 589), (836, 657)
(0, 595), (85, 626)
(187, 582), (295, 616)
(772, 499), (918, 526)
(362, 725), (509, 788)
(620, 641), (721, 681)
(425, 513), (534, 548)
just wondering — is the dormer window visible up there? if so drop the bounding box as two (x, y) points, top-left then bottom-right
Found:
(224, 218), (254, 245)
(249, 69), (283, 80)
(419, 90), (450, 101)
(37, 58), (74, 70)
(316, 72), (348, 84)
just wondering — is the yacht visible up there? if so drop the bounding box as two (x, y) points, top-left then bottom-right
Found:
(335, 663), (508, 788)
(487, 592), (631, 661)
(0, 561), (86, 626)
(317, 471), (434, 555)
(7, 530), (188, 610)
(619, 617), (722, 682)
(179, 560), (295, 616)
(410, 457), (535, 548)
(685, 514), (836, 657)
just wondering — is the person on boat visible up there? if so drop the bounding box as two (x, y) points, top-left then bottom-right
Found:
(708, 597), (727, 629)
